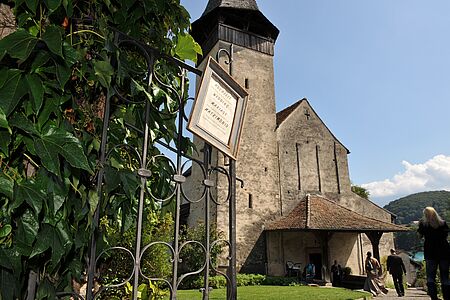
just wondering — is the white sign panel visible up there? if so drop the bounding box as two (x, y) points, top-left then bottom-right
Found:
(197, 75), (237, 145)
(188, 57), (248, 159)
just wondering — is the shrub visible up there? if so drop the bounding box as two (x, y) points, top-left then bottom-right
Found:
(179, 274), (302, 290)
(97, 212), (174, 298)
(342, 267), (352, 277)
(177, 223), (225, 289)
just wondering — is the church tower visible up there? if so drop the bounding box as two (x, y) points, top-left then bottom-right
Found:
(190, 0), (281, 273)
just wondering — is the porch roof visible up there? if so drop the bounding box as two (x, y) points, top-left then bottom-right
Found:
(265, 194), (409, 232)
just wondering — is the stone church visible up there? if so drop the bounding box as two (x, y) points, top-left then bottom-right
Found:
(184, 0), (407, 280)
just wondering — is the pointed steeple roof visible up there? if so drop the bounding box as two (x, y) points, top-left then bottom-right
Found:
(201, 0), (259, 17)
(191, 0), (279, 56)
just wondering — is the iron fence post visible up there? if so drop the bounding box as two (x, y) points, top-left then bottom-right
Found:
(202, 144), (212, 300)
(216, 43), (237, 300)
(228, 159), (237, 300)
(86, 91), (111, 300)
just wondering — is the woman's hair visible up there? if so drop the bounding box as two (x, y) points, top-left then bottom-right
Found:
(422, 206), (445, 229)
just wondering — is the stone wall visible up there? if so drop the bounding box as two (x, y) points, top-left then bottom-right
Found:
(0, 4), (15, 38)
(185, 39), (282, 273)
(276, 99), (393, 223)
(277, 100), (352, 214)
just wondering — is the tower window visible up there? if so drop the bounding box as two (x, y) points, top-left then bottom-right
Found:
(248, 194), (253, 209)
(245, 78), (249, 89)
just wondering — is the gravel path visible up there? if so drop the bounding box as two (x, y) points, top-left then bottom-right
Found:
(373, 288), (429, 299)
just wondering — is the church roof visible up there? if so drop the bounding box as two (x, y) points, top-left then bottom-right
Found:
(265, 194), (409, 232)
(276, 98), (304, 126)
(276, 98), (350, 154)
(202, 0), (259, 16)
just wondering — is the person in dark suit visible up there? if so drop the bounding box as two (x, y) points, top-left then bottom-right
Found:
(386, 248), (406, 297)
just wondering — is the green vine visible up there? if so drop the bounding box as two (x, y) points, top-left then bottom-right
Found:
(0, 0), (201, 298)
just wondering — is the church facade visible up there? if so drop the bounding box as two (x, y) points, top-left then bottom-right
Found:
(184, 0), (406, 280)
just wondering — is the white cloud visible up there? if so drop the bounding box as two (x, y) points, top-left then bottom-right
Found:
(362, 154), (450, 200)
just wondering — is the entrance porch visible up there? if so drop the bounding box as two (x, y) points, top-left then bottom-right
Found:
(264, 194), (408, 281)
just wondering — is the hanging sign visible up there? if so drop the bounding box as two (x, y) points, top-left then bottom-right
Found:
(188, 57), (248, 159)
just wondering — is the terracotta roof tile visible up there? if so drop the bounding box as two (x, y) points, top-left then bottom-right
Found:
(266, 194), (409, 232)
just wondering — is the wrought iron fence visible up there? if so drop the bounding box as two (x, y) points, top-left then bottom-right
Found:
(52, 30), (238, 300)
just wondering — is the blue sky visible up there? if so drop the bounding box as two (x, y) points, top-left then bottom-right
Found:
(180, 0), (450, 206)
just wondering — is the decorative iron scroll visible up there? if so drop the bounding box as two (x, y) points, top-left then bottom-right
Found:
(54, 30), (239, 300)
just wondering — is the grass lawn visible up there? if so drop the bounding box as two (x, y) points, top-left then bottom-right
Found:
(175, 285), (372, 299)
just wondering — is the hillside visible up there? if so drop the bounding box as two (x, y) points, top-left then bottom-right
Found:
(383, 190), (450, 252)
(383, 190), (450, 224)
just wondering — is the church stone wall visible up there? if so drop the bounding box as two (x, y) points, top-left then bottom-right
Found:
(276, 99), (393, 224)
(328, 232), (362, 275)
(186, 40), (281, 273)
(277, 100), (349, 214)
(218, 41), (281, 273)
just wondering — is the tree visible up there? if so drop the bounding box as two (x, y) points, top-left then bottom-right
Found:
(351, 185), (370, 199)
(0, 0), (201, 298)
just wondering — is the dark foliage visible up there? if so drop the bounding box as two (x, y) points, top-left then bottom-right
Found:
(384, 190), (450, 252)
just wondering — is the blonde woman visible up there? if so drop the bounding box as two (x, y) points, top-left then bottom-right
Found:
(418, 207), (450, 300)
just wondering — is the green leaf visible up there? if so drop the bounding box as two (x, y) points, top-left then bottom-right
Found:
(131, 78), (152, 101)
(31, 51), (51, 72)
(15, 209), (39, 256)
(119, 170), (139, 199)
(9, 112), (40, 136)
(56, 221), (72, 251)
(36, 277), (56, 300)
(0, 131), (11, 156)
(93, 60), (114, 88)
(42, 25), (64, 58)
(63, 42), (78, 65)
(0, 174), (13, 199)
(88, 189), (99, 217)
(37, 126), (93, 173)
(173, 34), (202, 63)
(0, 69), (8, 88)
(56, 61), (71, 88)
(0, 248), (21, 274)
(37, 96), (59, 129)
(0, 69), (28, 116)
(14, 180), (46, 216)
(30, 225), (62, 260)
(46, 175), (67, 213)
(0, 29), (38, 61)
(25, 0), (39, 13)
(0, 107), (10, 134)
(26, 74), (44, 113)
(63, 0), (73, 17)
(0, 225), (11, 238)
(34, 136), (60, 176)
(44, 0), (62, 11)
(0, 269), (17, 300)
(105, 166), (121, 193)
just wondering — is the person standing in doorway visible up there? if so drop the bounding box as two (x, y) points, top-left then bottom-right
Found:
(305, 262), (315, 282)
(331, 260), (342, 287)
(418, 207), (450, 300)
(386, 248), (406, 297)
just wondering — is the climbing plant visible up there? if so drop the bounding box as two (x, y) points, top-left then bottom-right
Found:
(0, 0), (201, 298)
